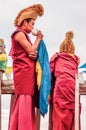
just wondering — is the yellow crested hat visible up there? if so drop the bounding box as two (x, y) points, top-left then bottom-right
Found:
(65, 31), (74, 39)
(14, 4), (44, 27)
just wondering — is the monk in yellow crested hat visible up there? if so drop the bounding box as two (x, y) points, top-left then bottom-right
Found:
(9, 3), (44, 130)
(14, 4), (44, 27)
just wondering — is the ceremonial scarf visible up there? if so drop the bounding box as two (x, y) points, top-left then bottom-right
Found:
(36, 40), (51, 116)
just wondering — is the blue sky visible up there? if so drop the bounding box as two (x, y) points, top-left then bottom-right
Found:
(0, 0), (86, 65)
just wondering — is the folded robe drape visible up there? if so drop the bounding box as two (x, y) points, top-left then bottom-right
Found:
(50, 52), (81, 130)
(9, 95), (36, 130)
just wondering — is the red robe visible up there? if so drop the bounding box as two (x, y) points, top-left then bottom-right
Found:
(9, 29), (36, 130)
(9, 95), (36, 130)
(50, 52), (81, 130)
(10, 28), (36, 95)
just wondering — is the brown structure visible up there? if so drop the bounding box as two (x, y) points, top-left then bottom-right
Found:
(79, 81), (86, 94)
(1, 77), (86, 130)
(1, 80), (86, 95)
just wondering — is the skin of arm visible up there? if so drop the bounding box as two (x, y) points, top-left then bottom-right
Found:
(14, 31), (43, 59)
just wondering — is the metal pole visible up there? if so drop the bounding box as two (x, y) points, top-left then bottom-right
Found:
(75, 74), (79, 130)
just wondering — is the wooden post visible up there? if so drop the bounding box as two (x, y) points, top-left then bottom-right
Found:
(8, 94), (15, 129)
(36, 108), (41, 130)
(0, 71), (3, 130)
(48, 104), (53, 130)
(75, 74), (79, 130)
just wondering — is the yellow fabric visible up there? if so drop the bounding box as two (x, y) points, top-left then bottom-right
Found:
(36, 60), (42, 90)
(5, 66), (13, 74)
(0, 54), (7, 61)
(69, 53), (74, 57)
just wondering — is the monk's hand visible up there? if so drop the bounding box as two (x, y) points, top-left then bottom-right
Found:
(29, 52), (37, 60)
(37, 31), (44, 40)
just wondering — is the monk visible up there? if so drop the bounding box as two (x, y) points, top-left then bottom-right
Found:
(9, 4), (44, 130)
(49, 31), (81, 130)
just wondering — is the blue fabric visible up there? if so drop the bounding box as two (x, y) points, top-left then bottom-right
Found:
(83, 70), (86, 73)
(79, 63), (86, 68)
(37, 40), (51, 116)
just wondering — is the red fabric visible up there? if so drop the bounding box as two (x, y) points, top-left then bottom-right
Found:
(50, 52), (81, 130)
(53, 104), (74, 130)
(10, 29), (36, 95)
(9, 95), (36, 130)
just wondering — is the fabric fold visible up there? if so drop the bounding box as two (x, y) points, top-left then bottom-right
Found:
(36, 40), (51, 116)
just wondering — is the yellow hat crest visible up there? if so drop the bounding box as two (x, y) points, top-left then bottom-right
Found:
(14, 4), (44, 27)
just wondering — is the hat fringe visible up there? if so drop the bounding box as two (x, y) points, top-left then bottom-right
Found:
(27, 4), (44, 16)
(65, 31), (74, 39)
(14, 4), (44, 27)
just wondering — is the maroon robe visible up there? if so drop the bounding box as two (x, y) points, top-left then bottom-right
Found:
(50, 52), (81, 130)
(10, 28), (36, 95)
(9, 29), (36, 130)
